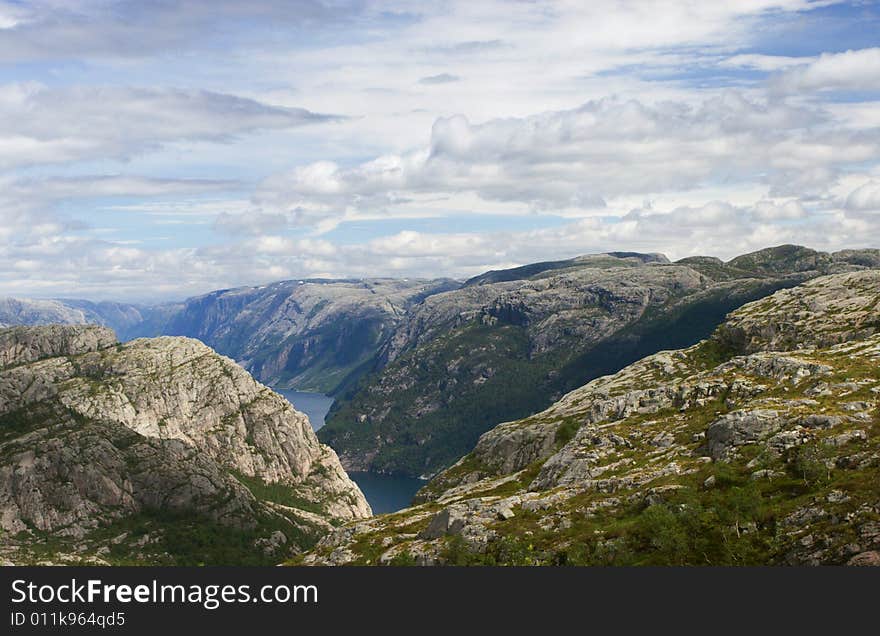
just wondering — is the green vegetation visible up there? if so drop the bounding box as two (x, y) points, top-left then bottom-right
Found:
(231, 470), (325, 515)
(428, 452), (877, 566)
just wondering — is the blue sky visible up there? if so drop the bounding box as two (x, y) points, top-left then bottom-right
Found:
(0, 0), (879, 301)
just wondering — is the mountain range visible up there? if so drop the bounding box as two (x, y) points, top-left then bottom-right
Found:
(1, 244), (879, 565)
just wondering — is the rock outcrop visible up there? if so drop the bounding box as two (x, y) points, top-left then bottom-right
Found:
(715, 270), (880, 353)
(0, 325), (117, 370)
(0, 325), (369, 565)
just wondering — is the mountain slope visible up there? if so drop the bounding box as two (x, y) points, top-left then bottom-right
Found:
(0, 325), (369, 565)
(302, 270), (880, 566)
(320, 246), (876, 478)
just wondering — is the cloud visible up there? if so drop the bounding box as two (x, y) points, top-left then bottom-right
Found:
(750, 199), (807, 220)
(0, 0), (361, 62)
(214, 211), (289, 236)
(8, 175), (237, 199)
(0, 83), (340, 168)
(772, 47), (880, 93)
(721, 53), (815, 72)
(418, 73), (461, 84)
(1, 0), (878, 301)
(425, 40), (507, 55)
(0, 174), (239, 249)
(248, 90), (878, 229)
(845, 181), (880, 211)
(6, 193), (877, 302)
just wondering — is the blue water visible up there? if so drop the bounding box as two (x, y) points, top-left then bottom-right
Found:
(273, 389), (425, 513)
(275, 389), (335, 431)
(348, 471), (426, 515)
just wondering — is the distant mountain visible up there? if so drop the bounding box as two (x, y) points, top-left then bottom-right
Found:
(3, 245), (878, 483)
(463, 252), (669, 286)
(0, 279), (459, 394)
(142, 278), (459, 393)
(0, 297), (150, 340)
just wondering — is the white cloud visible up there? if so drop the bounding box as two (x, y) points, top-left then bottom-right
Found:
(245, 90), (877, 231)
(845, 181), (880, 211)
(0, 0), (360, 62)
(3, 193), (876, 302)
(750, 199), (807, 220)
(1, 0), (877, 301)
(418, 74), (460, 85)
(0, 83), (339, 168)
(773, 48), (880, 93)
(722, 53), (815, 72)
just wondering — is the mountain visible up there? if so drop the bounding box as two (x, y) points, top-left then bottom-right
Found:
(137, 278), (458, 393)
(318, 246), (879, 478)
(0, 297), (150, 341)
(301, 270), (880, 566)
(0, 325), (369, 565)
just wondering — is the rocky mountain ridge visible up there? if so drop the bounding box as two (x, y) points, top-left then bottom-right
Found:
(126, 278), (459, 394)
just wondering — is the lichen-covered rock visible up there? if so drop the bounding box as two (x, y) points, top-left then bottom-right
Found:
(706, 410), (786, 460)
(45, 336), (370, 520)
(0, 403), (261, 538)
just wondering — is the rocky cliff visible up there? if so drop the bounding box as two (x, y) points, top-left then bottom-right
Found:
(302, 270), (880, 566)
(320, 246), (879, 478)
(0, 325), (369, 565)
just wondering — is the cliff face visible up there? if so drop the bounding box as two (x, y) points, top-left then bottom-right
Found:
(0, 325), (369, 565)
(302, 271), (880, 566)
(145, 278), (458, 393)
(320, 246), (877, 478)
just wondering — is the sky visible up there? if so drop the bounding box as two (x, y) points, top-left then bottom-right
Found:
(1, 0), (880, 302)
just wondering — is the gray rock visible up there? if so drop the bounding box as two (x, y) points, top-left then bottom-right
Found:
(0, 326), (371, 562)
(419, 508), (468, 539)
(0, 325), (116, 370)
(496, 506), (515, 521)
(706, 409), (785, 460)
(715, 270), (880, 354)
(801, 414), (845, 429)
(827, 430), (867, 447)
